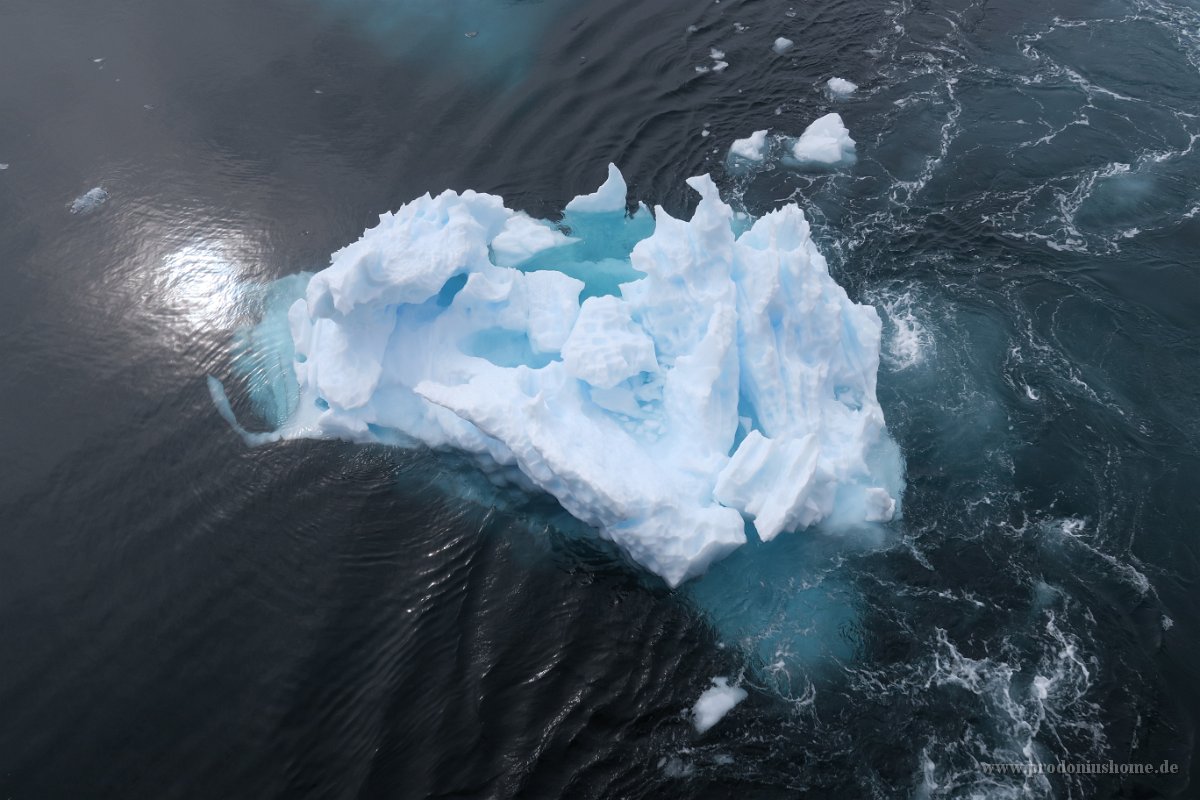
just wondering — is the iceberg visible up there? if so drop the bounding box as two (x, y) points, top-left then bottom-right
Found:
(216, 165), (902, 587)
(772, 37), (794, 55)
(790, 113), (856, 165)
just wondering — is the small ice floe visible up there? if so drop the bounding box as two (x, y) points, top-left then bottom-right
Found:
(699, 47), (729, 73)
(790, 113), (855, 165)
(826, 77), (858, 97)
(691, 677), (747, 733)
(464, 31), (478, 39)
(69, 187), (110, 215)
(773, 37), (794, 54)
(0, 163), (8, 171)
(729, 129), (768, 162)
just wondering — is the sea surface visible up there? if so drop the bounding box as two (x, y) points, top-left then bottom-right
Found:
(1, 0), (1198, 797)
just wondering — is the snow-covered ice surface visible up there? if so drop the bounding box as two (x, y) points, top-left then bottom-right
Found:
(214, 166), (903, 587)
(691, 678), (748, 733)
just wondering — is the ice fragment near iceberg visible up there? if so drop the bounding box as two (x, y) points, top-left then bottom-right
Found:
(729, 129), (769, 162)
(826, 77), (858, 97)
(790, 113), (856, 165)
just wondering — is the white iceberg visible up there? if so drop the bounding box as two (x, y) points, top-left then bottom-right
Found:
(826, 77), (858, 97)
(728, 129), (769, 162)
(772, 37), (794, 54)
(790, 113), (856, 165)
(214, 165), (902, 587)
(691, 677), (748, 733)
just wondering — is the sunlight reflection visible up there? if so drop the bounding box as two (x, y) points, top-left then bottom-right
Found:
(160, 240), (247, 329)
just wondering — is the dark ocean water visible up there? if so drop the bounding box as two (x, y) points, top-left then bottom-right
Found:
(2, 0), (1199, 797)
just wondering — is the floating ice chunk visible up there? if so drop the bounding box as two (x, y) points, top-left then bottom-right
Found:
(0, 163), (8, 171)
(696, 47), (730, 74)
(772, 37), (794, 54)
(222, 165), (903, 587)
(70, 187), (109, 214)
(691, 677), (747, 733)
(791, 113), (856, 165)
(564, 163), (627, 214)
(729, 129), (769, 162)
(826, 77), (858, 97)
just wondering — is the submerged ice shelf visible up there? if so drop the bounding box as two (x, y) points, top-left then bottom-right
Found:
(215, 165), (903, 587)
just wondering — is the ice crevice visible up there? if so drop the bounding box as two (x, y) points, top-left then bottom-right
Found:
(215, 164), (904, 587)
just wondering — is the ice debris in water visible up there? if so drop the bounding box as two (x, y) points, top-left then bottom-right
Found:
(772, 37), (794, 54)
(791, 113), (855, 165)
(0, 163), (9, 171)
(69, 187), (110, 214)
(691, 677), (747, 733)
(659, 756), (695, 778)
(728, 129), (769, 162)
(826, 77), (858, 97)
(215, 164), (903, 587)
(697, 47), (729, 74)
